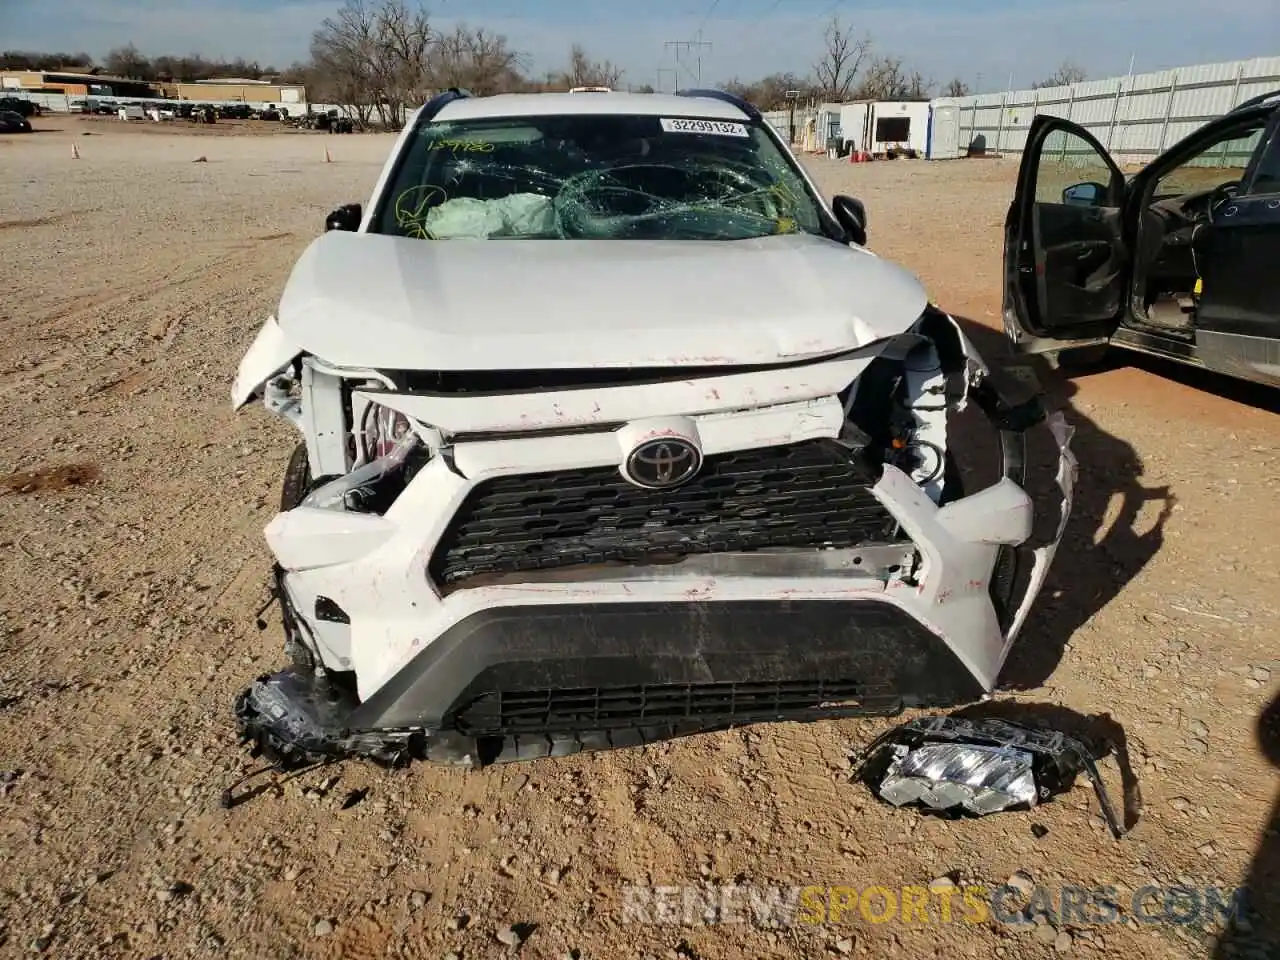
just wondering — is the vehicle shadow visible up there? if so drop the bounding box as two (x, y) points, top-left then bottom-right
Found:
(948, 699), (1142, 832)
(1213, 690), (1279, 958)
(1097, 349), (1280, 414)
(948, 318), (1176, 690)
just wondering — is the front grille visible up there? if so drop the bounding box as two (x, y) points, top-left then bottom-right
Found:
(450, 679), (881, 736)
(430, 439), (902, 587)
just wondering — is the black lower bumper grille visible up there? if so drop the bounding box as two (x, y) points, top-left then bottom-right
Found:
(346, 600), (988, 738)
(451, 679), (872, 736)
(431, 439), (901, 587)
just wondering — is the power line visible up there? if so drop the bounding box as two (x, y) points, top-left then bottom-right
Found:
(730, 0), (850, 65)
(730, 0), (790, 46)
(695, 0), (726, 37)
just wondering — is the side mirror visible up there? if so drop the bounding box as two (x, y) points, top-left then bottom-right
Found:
(325, 203), (362, 232)
(1062, 182), (1105, 207)
(832, 194), (867, 246)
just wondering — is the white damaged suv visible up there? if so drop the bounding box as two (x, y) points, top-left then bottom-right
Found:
(231, 89), (1076, 768)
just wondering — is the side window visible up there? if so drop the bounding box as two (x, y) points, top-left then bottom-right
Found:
(1152, 125), (1263, 198)
(1245, 124), (1280, 196)
(1035, 129), (1118, 206)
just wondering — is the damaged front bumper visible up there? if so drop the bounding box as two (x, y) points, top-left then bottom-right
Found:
(235, 358), (1077, 769)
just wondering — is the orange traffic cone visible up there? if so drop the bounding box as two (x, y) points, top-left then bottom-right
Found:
(71, 143), (80, 159)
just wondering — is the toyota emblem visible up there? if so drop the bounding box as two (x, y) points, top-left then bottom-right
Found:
(624, 437), (703, 489)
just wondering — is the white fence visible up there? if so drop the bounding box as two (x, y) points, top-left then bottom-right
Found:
(941, 56), (1280, 164)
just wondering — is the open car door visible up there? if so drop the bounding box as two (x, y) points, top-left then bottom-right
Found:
(1004, 115), (1129, 351)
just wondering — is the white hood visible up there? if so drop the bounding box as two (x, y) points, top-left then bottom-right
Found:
(275, 231), (929, 371)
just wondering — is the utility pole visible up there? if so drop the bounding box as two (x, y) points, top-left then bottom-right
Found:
(665, 32), (713, 86)
(785, 89), (800, 144)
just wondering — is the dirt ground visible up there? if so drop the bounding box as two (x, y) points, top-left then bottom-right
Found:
(1, 119), (1277, 960)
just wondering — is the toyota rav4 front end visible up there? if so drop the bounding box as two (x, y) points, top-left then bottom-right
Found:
(229, 89), (1076, 768)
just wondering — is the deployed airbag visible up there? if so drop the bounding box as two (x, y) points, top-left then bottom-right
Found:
(424, 193), (557, 239)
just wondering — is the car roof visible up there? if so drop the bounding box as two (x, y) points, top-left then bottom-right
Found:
(433, 91), (751, 123)
(1229, 88), (1280, 113)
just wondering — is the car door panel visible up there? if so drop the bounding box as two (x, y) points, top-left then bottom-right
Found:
(1004, 116), (1128, 347)
(1190, 112), (1280, 387)
(1036, 205), (1126, 315)
(1193, 200), (1280, 386)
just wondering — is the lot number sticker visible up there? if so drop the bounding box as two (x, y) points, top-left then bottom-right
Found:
(660, 118), (749, 137)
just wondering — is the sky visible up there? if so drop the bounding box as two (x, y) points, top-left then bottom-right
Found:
(1, 0), (1277, 92)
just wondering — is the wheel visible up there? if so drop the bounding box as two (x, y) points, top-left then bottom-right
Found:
(280, 442), (311, 511)
(277, 442), (320, 670)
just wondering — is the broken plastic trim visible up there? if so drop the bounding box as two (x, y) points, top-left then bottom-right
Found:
(233, 667), (420, 770)
(853, 715), (1125, 839)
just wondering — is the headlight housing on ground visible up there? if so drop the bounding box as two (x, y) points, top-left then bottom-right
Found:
(853, 715), (1126, 838)
(877, 741), (1038, 815)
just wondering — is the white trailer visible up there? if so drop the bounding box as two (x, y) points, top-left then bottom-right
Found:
(838, 100), (930, 158)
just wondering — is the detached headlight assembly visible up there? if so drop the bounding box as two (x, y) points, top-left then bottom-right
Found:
(853, 715), (1125, 839)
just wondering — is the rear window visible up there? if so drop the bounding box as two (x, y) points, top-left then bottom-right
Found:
(374, 112), (829, 241)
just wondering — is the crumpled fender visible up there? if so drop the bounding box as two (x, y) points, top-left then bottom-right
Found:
(232, 316), (302, 409)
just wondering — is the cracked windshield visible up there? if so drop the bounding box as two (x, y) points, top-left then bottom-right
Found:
(377, 113), (827, 240)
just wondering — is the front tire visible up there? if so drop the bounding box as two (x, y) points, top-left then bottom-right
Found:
(280, 442), (311, 511)
(277, 443), (319, 671)
(940, 451), (965, 505)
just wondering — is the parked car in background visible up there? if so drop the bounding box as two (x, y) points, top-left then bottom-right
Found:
(0, 95), (38, 117)
(1004, 90), (1280, 389)
(0, 110), (33, 133)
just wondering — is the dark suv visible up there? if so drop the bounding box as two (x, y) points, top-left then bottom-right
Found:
(0, 96), (38, 118)
(1005, 90), (1280, 389)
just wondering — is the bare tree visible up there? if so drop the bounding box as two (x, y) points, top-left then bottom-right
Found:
(1032, 60), (1086, 89)
(558, 43), (623, 89)
(373, 0), (433, 122)
(812, 16), (871, 102)
(904, 69), (931, 99)
(720, 72), (812, 110)
(855, 55), (930, 100)
(0, 50), (95, 70)
(942, 77), (970, 97)
(311, 0), (434, 126)
(103, 43), (153, 79)
(310, 0), (380, 123)
(430, 25), (523, 95)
